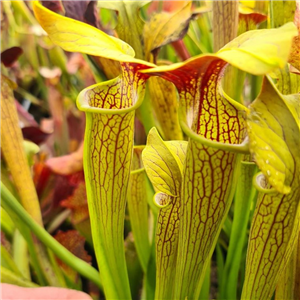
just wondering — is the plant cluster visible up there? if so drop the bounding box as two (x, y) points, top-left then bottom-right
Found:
(1, 1), (299, 300)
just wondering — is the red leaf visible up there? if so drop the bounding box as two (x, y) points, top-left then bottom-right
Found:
(61, 181), (89, 225)
(54, 230), (91, 281)
(22, 126), (51, 145)
(1, 47), (23, 67)
(54, 230), (91, 263)
(63, 1), (100, 28)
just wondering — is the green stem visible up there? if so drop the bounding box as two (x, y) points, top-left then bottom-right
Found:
(220, 160), (257, 300)
(199, 262), (211, 300)
(127, 147), (151, 273)
(1, 207), (15, 237)
(1, 182), (102, 290)
(1, 245), (22, 276)
(13, 230), (31, 280)
(1, 266), (39, 288)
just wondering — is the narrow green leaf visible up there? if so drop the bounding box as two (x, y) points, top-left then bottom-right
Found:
(127, 146), (151, 273)
(1, 182), (102, 290)
(1, 208), (15, 237)
(220, 159), (258, 300)
(199, 262), (211, 300)
(1, 266), (39, 288)
(13, 230), (31, 280)
(1, 246), (22, 277)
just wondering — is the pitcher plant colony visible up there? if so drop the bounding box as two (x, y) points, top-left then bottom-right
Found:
(1, 1), (300, 300)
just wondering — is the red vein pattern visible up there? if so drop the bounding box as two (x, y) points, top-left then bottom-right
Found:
(81, 62), (150, 299)
(155, 194), (180, 299)
(243, 186), (300, 299)
(150, 56), (247, 299)
(242, 78), (300, 299)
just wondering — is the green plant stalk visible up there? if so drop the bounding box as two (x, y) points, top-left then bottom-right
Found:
(136, 84), (160, 135)
(142, 211), (157, 300)
(127, 147), (151, 273)
(46, 209), (71, 234)
(1, 266), (39, 288)
(125, 234), (143, 298)
(1, 207), (15, 237)
(199, 261), (211, 300)
(1, 182), (102, 290)
(213, 1), (238, 52)
(1, 245), (22, 276)
(13, 230), (31, 280)
(47, 249), (67, 288)
(220, 160), (257, 300)
(250, 75), (264, 102)
(2, 203), (47, 285)
(11, 0), (38, 26)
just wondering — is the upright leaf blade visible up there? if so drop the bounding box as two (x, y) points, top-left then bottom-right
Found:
(242, 78), (300, 299)
(143, 128), (187, 299)
(127, 147), (151, 273)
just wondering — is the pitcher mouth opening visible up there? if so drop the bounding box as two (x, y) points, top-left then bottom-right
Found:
(76, 76), (145, 115)
(178, 105), (250, 154)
